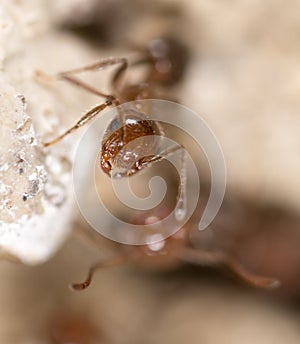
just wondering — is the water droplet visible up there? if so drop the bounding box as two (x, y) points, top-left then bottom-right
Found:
(147, 233), (165, 252)
(175, 199), (186, 221)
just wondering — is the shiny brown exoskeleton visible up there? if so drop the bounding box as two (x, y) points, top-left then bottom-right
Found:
(100, 111), (163, 177)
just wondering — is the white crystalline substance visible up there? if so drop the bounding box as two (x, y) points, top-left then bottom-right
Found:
(0, 0), (98, 264)
(0, 80), (72, 264)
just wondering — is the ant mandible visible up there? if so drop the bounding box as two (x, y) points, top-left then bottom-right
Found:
(41, 37), (189, 219)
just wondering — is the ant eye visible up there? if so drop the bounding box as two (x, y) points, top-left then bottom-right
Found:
(107, 113), (145, 134)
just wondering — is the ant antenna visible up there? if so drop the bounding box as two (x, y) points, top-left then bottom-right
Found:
(70, 255), (127, 291)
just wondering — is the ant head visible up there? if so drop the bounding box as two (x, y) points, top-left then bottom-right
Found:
(100, 109), (163, 178)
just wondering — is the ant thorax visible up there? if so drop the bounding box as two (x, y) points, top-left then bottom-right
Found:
(100, 110), (163, 177)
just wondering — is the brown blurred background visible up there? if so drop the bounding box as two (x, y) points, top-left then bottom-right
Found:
(1, 0), (300, 343)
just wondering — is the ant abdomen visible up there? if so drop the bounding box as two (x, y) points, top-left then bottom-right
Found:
(101, 110), (163, 177)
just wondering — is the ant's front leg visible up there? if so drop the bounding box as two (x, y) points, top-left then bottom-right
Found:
(57, 57), (128, 101)
(36, 57), (128, 100)
(42, 101), (113, 147)
(114, 144), (187, 221)
(36, 58), (129, 147)
(56, 58), (127, 129)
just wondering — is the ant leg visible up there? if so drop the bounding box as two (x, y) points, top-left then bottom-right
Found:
(114, 144), (187, 221)
(70, 254), (128, 291)
(35, 58), (126, 99)
(57, 57), (128, 101)
(59, 58), (128, 137)
(42, 100), (113, 147)
(176, 247), (280, 289)
(36, 58), (128, 141)
(59, 57), (128, 79)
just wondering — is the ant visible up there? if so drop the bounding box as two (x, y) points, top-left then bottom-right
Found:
(71, 204), (280, 291)
(40, 36), (190, 219)
(38, 37), (280, 292)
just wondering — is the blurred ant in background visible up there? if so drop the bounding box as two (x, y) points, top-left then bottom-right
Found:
(71, 201), (280, 291)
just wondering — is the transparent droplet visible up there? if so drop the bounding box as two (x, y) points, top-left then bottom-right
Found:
(175, 199), (186, 221)
(147, 233), (165, 252)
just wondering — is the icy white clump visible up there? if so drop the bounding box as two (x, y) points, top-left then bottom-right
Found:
(0, 0), (100, 264)
(0, 78), (73, 264)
